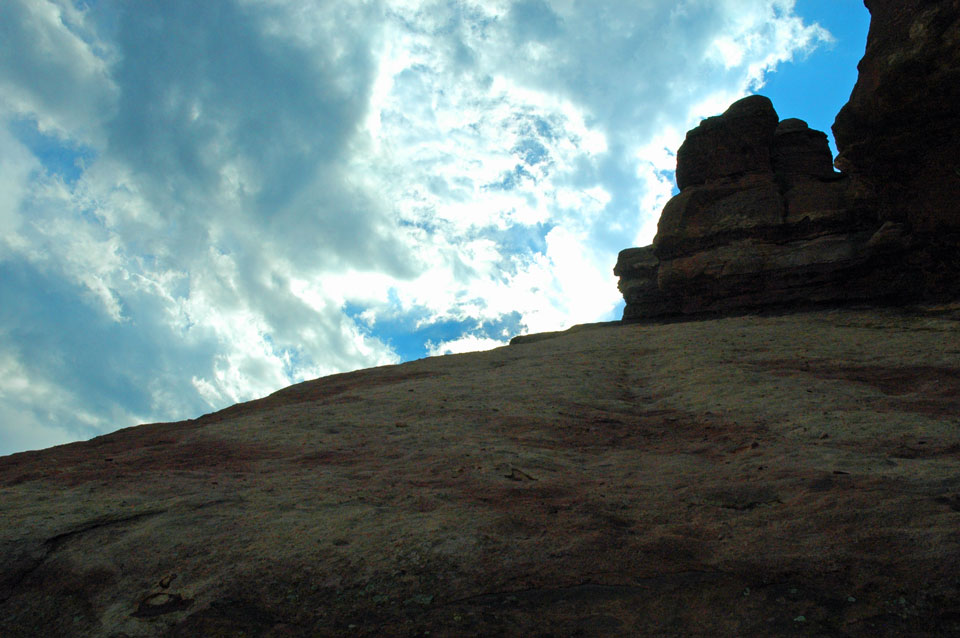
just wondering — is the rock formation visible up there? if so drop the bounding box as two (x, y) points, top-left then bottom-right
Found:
(616, 0), (960, 320)
(616, 96), (894, 319)
(833, 0), (960, 297)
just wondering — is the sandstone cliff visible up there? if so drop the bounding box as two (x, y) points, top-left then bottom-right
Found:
(615, 0), (959, 320)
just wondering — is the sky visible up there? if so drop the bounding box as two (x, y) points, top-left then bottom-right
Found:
(0, 0), (870, 456)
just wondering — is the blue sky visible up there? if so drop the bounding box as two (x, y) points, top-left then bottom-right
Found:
(0, 0), (869, 455)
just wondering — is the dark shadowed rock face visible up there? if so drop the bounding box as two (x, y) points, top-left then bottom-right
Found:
(618, 96), (888, 320)
(675, 95), (780, 191)
(833, 0), (960, 235)
(616, 0), (960, 320)
(773, 119), (835, 181)
(831, 0), (960, 298)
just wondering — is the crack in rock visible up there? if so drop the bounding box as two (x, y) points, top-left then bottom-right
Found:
(0, 508), (166, 604)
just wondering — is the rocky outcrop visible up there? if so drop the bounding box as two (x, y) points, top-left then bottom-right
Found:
(2, 306), (960, 637)
(833, 0), (960, 235)
(832, 0), (960, 296)
(616, 0), (960, 320)
(617, 96), (898, 319)
(674, 94), (780, 191)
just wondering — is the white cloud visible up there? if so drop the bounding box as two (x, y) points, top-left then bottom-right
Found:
(0, 0), (833, 454)
(0, 347), (140, 456)
(426, 335), (507, 357)
(0, 127), (38, 257)
(0, 0), (116, 143)
(349, 0), (831, 335)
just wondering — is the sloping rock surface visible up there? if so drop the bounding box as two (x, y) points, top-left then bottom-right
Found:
(616, 0), (960, 320)
(3, 306), (960, 637)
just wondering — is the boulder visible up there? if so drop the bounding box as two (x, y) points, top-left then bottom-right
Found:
(772, 119), (835, 181)
(675, 95), (779, 190)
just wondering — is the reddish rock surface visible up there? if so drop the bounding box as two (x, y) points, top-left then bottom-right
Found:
(2, 305), (960, 637)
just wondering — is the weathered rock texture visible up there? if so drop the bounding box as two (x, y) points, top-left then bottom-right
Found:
(2, 305), (960, 637)
(616, 0), (960, 320)
(832, 0), (960, 298)
(834, 0), (960, 236)
(616, 97), (888, 319)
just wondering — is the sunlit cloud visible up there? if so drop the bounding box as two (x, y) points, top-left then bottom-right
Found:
(0, 0), (837, 454)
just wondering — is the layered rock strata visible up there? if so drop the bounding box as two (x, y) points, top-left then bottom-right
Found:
(616, 96), (893, 319)
(616, 0), (959, 320)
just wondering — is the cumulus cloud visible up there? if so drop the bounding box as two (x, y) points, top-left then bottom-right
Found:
(426, 335), (507, 357)
(0, 0), (831, 454)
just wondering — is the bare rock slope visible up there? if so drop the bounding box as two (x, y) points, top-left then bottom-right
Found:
(3, 305), (960, 637)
